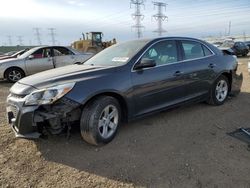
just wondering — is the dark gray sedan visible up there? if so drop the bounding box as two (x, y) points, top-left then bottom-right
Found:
(6, 37), (242, 145)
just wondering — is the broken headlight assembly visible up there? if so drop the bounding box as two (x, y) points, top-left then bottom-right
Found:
(24, 83), (75, 106)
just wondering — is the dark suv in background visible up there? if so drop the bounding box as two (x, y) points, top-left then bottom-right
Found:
(244, 41), (250, 49)
(220, 41), (249, 57)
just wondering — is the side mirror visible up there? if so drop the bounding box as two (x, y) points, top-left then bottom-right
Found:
(28, 55), (34, 59)
(134, 58), (156, 70)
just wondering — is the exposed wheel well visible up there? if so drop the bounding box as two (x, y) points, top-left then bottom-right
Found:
(4, 67), (26, 79)
(221, 72), (232, 92)
(82, 92), (128, 122)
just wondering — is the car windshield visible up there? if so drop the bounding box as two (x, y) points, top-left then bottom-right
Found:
(18, 47), (43, 59)
(11, 49), (27, 57)
(4, 51), (16, 56)
(84, 40), (149, 67)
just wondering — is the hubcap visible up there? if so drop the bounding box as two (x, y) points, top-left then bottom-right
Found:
(215, 79), (228, 102)
(8, 70), (22, 81)
(98, 105), (118, 139)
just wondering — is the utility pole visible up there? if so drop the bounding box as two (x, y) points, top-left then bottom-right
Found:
(7, 35), (12, 46)
(152, 1), (168, 36)
(17, 36), (24, 46)
(48, 28), (57, 45)
(243, 31), (246, 42)
(130, 0), (145, 39)
(228, 21), (231, 36)
(33, 28), (42, 45)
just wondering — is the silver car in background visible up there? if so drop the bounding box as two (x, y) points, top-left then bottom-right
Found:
(0, 46), (93, 82)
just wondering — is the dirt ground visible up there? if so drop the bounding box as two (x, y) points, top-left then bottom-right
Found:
(0, 57), (250, 188)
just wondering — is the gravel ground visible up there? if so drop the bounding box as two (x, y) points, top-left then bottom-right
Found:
(0, 57), (250, 188)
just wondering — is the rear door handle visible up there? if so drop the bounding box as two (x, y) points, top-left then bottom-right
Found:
(174, 71), (184, 77)
(208, 63), (216, 68)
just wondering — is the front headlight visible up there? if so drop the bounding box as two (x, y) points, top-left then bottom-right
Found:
(25, 82), (75, 106)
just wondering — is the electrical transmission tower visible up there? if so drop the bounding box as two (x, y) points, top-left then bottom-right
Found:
(7, 35), (12, 46)
(48, 28), (57, 45)
(228, 21), (231, 36)
(130, 0), (145, 39)
(33, 28), (42, 45)
(152, 1), (168, 36)
(17, 36), (24, 46)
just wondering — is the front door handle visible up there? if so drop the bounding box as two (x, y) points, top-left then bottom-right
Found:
(174, 71), (184, 77)
(208, 63), (216, 68)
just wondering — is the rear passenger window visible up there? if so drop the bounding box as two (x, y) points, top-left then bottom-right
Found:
(181, 41), (204, 60)
(53, 47), (73, 56)
(202, 46), (213, 56)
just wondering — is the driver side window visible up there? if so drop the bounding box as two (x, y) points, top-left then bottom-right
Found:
(32, 48), (51, 59)
(142, 40), (178, 66)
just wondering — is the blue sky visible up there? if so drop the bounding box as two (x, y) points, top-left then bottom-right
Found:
(0, 0), (250, 46)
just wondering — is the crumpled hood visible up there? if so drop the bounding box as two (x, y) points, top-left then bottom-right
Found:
(10, 64), (113, 95)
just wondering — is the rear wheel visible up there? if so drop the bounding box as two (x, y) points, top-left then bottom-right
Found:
(80, 96), (121, 145)
(207, 75), (229, 105)
(5, 68), (25, 83)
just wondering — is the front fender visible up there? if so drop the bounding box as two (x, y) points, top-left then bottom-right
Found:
(0, 60), (26, 77)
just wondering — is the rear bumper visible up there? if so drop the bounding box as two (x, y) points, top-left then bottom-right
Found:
(230, 71), (243, 96)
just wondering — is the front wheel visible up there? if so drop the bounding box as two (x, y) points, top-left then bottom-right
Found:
(5, 68), (25, 83)
(207, 75), (229, 106)
(80, 96), (121, 145)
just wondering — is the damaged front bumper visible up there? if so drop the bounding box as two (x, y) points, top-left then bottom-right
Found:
(6, 93), (81, 139)
(6, 94), (40, 138)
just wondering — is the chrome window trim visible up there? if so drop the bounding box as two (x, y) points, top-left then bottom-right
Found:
(131, 38), (216, 72)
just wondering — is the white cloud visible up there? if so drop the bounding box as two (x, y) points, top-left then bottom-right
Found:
(66, 0), (85, 7)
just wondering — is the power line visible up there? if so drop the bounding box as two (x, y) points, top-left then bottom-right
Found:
(7, 35), (12, 46)
(130, 0), (145, 38)
(33, 28), (42, 45)
(152, 1), (168, 36)
(48, 28), (57, 45)
(17, 36), (24, 46)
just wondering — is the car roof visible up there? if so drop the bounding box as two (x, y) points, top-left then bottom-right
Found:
(32, 45), (69, 49)
(147, 36), (205, 42)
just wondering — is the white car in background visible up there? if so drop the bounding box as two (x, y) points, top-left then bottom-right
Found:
(0, 46), (93, 82)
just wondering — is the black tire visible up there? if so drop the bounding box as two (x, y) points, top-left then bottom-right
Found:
(5, 68), (25, 83)
(80, 96), (121, 145)
(207, 75), (229, 106)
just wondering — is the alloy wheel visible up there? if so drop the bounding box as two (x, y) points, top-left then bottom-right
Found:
(8, 70), (22, 82)
(215, 79), (228, 102)
(98, 105), (119, 139)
